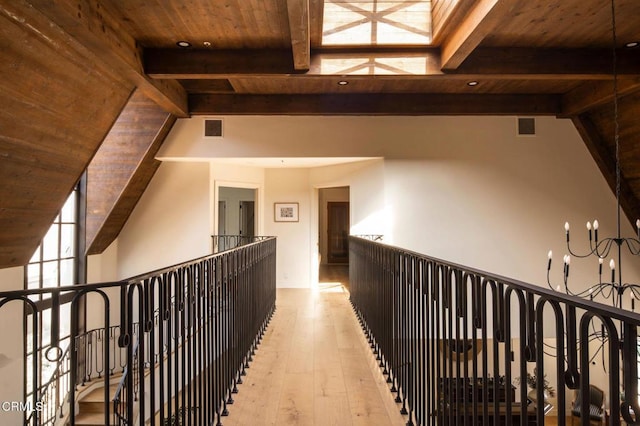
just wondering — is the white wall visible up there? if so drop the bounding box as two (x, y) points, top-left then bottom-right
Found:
(86, 242), (120, 332)
(0, 265), (23, 292)
(331, 160), (388, 238)
(158, 116), (391, 160)
(264, 168), (312, 287)
(0, 266), (24, 425)
(155, 115), (640, 294)
(116, 161), (211, 279)
(380, 116), (640, 290)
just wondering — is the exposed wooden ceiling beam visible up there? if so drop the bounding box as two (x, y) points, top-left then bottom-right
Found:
(189, 93), (561, 115)
(28, 0), (188, 117)
(452, 47), (640, 79)
(440, 0), (523, 70)
(431, 0), (475, 46)
(145, 47), (640, 79)
(572, 115), (640, 226)
(562, 78), (640, 117)
(309, 0), (325, 46)
(145, 47), (445, 78)
(146, 49), (297, 78)
(287, 0), (311, 71)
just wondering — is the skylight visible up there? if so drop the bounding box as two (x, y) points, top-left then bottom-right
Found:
(322, 0), (432, 46)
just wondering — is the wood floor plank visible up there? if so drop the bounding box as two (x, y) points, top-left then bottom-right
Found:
(276, 372), (315, 425)
(314, 395), (353, 426)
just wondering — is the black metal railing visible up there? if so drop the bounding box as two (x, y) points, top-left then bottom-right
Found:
(212, 235), (271, 253)
(112, 336), (141, 425)
(349, 236), (640, 426)
(26, 343), (71, 425)
(24, 324), (129, 425)
(0, 236), (276, 425)
(76, 324), (135, 384)
(356, 234), (384, 242)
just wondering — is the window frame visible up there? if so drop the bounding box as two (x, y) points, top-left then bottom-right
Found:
(22, 176), (87, 416)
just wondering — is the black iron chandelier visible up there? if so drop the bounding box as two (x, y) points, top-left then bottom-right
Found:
(546, 0), (640, 312)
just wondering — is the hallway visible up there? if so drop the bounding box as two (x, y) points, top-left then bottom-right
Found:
(223, 283), (407, 425)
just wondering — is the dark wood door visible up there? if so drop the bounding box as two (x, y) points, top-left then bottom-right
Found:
(327, 202), (349, 264)
(239, 201), (255, 237)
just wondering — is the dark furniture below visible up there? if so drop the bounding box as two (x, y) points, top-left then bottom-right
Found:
(440, 403), (537, 426)
(439, 378), (535, 425)
(440, 377), (516, 404)
(571, 385), (606, 426)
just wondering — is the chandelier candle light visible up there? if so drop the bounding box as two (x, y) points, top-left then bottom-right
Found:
(547, 220), (640, 310)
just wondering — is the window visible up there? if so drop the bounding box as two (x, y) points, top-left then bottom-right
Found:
(322, 0), (432, 46)
(26, 189), (79, 296)
(23, 182), (84, 414)
(319, 1), (433, 75)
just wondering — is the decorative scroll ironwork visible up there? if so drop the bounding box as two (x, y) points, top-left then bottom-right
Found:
(349, 236), (640, 426)
(0, 237), (276, 426)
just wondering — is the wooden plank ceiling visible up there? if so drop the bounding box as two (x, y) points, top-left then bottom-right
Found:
(0, 0), (639, 268)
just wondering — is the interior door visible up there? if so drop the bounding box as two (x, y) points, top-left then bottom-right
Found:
(218, 201), (227, 234)
(239, 201), (255, 238)
(327, 201), (349, 264)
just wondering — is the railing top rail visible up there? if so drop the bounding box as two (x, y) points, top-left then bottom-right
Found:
(350, 235), (640, 325)
(125, 236), (275, 283)
(0, 236), (276, 299)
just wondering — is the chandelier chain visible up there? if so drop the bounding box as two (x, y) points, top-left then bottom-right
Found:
(611, 0), (621, 240)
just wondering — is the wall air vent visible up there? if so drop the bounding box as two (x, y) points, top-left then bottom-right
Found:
(517, 117), (536, 136)
(204, 118), (223, 137)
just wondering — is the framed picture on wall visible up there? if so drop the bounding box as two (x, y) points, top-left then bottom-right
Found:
(274, 202), (299, 222)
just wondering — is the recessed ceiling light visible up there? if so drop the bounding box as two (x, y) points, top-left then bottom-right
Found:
(625, 41), (639, 48)
(467, 81), (479, 87)
(203, 41), (212, 47)
(176, 41), (191, 48)
(337, 80), (349, 86)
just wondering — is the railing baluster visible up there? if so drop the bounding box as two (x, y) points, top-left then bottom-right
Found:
(0, 237), (276, 426)
(349, 236), (640, 426)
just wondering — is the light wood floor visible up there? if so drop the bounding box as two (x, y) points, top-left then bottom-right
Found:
(223, 286), (407, 426)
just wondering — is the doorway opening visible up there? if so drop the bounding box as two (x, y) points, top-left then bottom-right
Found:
(217, 186), (256, 251)
(318, 187), (350, 289)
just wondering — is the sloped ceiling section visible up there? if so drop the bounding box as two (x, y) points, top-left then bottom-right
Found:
(86, 90), (176, 254)
(0, 0), (188, 268)
(573, 90), (640, 225)
(86, 89), (176, 255)
(0, 1), (133, 267)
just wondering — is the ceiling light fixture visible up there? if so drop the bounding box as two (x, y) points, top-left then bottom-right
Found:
(176, 41), (192, 48)
(546, 6), (640, 416)
(204, 41), (212, 47)
(467, 81), (479, 87)
(625, 41), (639, 48)
(337, 80), (349, 86)
(547, 0), (639, 310)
